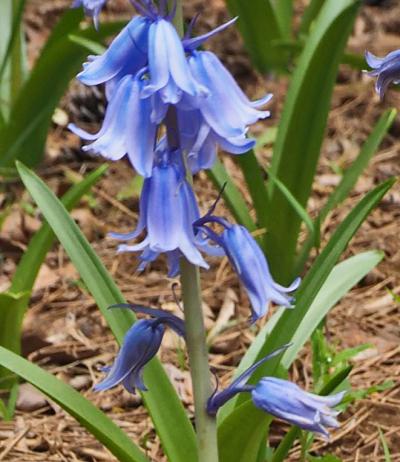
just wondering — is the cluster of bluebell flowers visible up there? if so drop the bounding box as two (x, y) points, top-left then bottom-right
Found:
(70, 0), (298, 321)
(72, 0), (344, 438)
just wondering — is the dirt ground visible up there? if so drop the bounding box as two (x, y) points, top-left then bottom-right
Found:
(0, 0), (400, 461)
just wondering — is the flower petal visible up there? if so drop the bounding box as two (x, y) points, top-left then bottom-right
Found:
(78, 16), (149, 86)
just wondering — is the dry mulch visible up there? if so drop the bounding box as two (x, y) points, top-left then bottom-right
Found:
(0, 0), (400, 461)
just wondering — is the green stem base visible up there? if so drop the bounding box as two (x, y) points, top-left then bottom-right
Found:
(180, 259), (219, 462)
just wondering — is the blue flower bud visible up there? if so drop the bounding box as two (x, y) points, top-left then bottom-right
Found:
(69, 75), (157, 177)
(72, 0), (107, 29)
(177, 109), (257, 173)
(252, 378), (345, 438)
(187, 51), (272, 140)
(110, 150), (210, 271)
(94, 305), (185, 393)
(207, 345), (345, 438)
(365, 49), (400, 99)
(196, 219), (300, 322)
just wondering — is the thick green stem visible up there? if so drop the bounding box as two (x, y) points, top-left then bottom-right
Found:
(164, 2), (219, 461)
(180, 260), (219, 462)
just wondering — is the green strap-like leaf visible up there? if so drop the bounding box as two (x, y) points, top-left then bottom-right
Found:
(0, 346), (149, 462)
(280, 250), (383, 368)
(16, 162), (198, 462)
(320, 109), (396, 221)
(266, 169), (315, 236)
(0, 292), (30, 359)
(299, 0), (325, 36)
(0, 11), (125, 169)
(0, 0), (28, 121)
(224, 0), (287, 72)
(11, 165), (108, 294)
(295, 108), (396, 274)
(0, 165), (107, 388)
(265, 0), (360, 282)
(208, 158), (255, 231)
(236, 150), (269, 233)
(274, 0), (293, 39)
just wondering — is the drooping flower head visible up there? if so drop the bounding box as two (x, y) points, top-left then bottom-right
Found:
(251, 378), (345, 438)
(207, 345), (345, 438)
(77, 15), (150, 96)
(69, 74), (157, 177)
(94, 304), (185, 393)
(365, 49), (400, 99)
(186, 51), (272, 140)
(109, 148), (210, 272)
(177, 108), (261, 173)
(195, 216), (300, 322)
(72, 0), (107, 29)
(207, 344), (290, 416)
(71, 6), (272, 176)
(77, 0), (207, 105)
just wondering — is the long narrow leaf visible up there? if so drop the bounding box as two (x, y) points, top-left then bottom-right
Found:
(0, 292), (30, 360)
(208, 159), (255, 231)
(299, 0), (325, 36)
(267, 169), (315, 235)
(0, 346), (149, 462)
(265, 0), (360, 282)
(0, 165), (107, 387)
(0, 0), (28, 120)
(320, 109), (396, 220)
(0, 11), (125, 168)
(224, 0), (286, 72)
(11, 165), (108, 293)
(16, 162), (198, 462)
(295, 108), (396, 274)
(274, 0), (293, 39)
(236, 151), (269, 233)
(281, 250), (383, 367)
(379, 429), (393, 462)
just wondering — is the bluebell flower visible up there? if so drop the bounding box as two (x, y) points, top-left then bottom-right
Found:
(94, 304), (185, 393)
(187, 51), (272, 139)
(109, 149), (210, 270)
(207, 345), (345, 438)
(111, 303), (186, 337)
(140, 18), (208, 104)
(207, 344), (290, 416)
(196, 219), (300, 322)
(69, 75), (157, 177)
(252, 378), (345, 437)
(177, 109), (256, 173)
(77, 0), (207, 106)
(365, 49), (400, 99)
(72, 0), (107, 28)
(77, 15), (150, 96)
